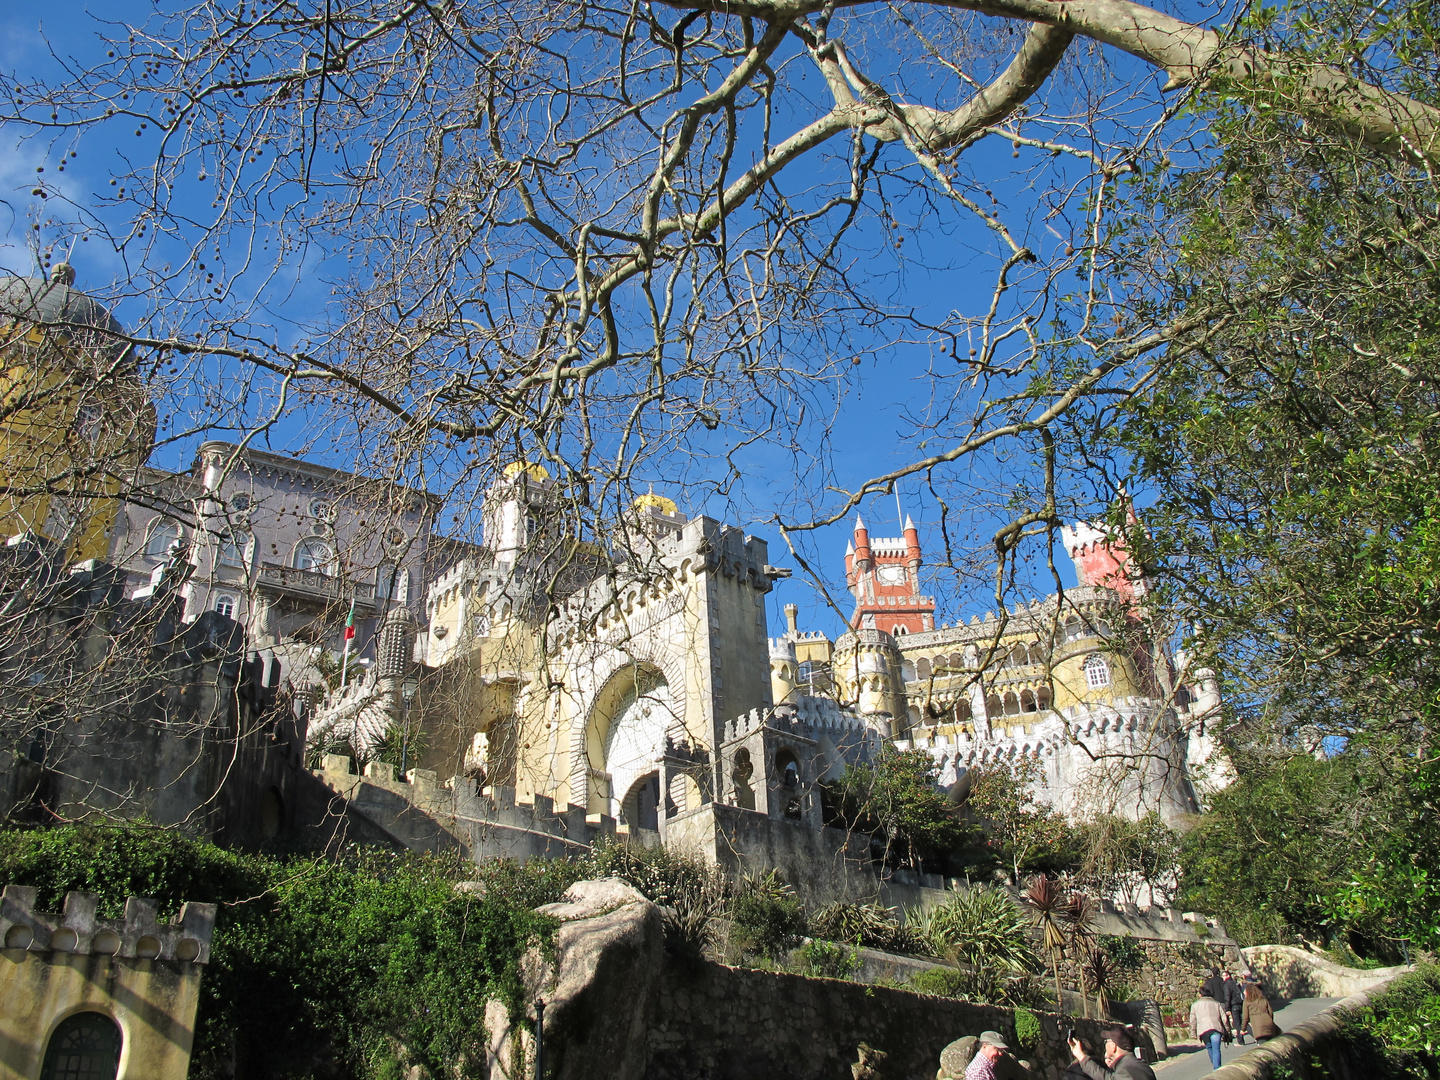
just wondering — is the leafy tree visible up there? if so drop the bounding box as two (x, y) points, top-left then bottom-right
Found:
(967, 757), (1077, 884)
(1093, 0), (1440, 956)
(830, 747), (984, 872)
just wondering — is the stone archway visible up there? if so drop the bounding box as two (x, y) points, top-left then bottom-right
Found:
(578, 663), (678, 816)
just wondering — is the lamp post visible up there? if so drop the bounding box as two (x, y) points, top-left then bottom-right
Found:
(534, 998), (545, 1080)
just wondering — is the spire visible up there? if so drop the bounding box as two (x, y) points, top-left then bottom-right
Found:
(904, 514), (914, 530)
(846, 540), (854, 555)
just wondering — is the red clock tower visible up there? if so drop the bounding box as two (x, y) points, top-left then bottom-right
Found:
(844, 515), (936, 635)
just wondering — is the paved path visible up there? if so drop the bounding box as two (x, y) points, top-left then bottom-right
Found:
(1151, 997), (1341, 1079)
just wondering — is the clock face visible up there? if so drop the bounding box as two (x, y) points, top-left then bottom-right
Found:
(876, 564), (906, 586)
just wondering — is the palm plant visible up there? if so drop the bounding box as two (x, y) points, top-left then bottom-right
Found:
(1061, 891), (1099, 1016)
(1023, 875), (1068, 1010)
(1083, 947), (1114, 1017)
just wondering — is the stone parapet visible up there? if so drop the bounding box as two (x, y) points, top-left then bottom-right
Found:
(0, 884), (215, 964)
(313, 755), (616, 860)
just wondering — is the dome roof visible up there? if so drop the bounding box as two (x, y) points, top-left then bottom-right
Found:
(0, 266), (124, 341)
(633, 491), (678, 516)
(503, 461), (551, 482)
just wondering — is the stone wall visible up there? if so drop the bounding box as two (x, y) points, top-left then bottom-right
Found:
(645, 958), (1107, 1080)
(493, 879), (1120, 1080)
(310, 754), (620, 862)
(1242, 945), (1412, 1001)
(664, 802), (880, 909)
(1107, 938), (1243, 1016)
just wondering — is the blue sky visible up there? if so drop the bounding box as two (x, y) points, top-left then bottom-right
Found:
(0, 2), (1217, 638)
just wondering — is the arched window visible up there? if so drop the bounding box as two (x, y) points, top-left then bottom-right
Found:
(1028, 643), (1046, 665)
(1003, 692), (1020, 716)
(916, 657), (932, 680)
(1037, 686), (1053, 711)
(40, 1011), (121, 1080)
(214, 594), (237, 618)
(892, 624), (908, 636)
(293, 537), (335, 575)
(901, 660), (916, 683)
(1009, 643), (1028, 666)
(954, 698), (972, 723)
(217, 530), (250, 569)
(144, 519), (181, 560)
(1020, 689), (1037, 713)
(392, 567), (410, 603)
(1085, 654), (1111, 688)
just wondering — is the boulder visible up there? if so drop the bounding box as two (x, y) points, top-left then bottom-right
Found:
(938, 1035), (977, 1079)
(486, 878), (665, 1080)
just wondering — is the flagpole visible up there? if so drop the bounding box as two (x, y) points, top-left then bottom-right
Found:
(340, 598), (356, 688)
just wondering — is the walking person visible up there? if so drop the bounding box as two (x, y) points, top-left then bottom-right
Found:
(1223, 972), (1245, 1045)
(1190, 986), (1232, 1070)
(1242, 982), (1281, 1041)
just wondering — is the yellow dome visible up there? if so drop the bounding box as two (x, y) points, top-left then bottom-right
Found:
(503, 461), (550, 482)
(633, 491), (679, 516)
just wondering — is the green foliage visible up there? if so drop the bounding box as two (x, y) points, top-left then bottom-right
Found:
(910, 887), (1041, 973)
(729, 870), (806, 960)
(1176, 750), (1440, 956)
(1012, 1008), (1042, 1053)
(1099, 934), (1146, 973)
(809, 901), (922, 954)
(586, 840), (732, 959)
(1351, 966), (1440, 1077)
(967, 758), (1078, 884)
(794, 938), (860, 979)
(830, 747), (983, 871)
(905, 964), (1049, 1009)
(0, 825), (556, 1080)
(1102, 0), (1440, 963)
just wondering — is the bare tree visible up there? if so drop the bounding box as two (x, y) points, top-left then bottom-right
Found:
(2, 0), (1434, 812)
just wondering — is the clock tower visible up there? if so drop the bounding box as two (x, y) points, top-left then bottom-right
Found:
(844, 515), (936, 635)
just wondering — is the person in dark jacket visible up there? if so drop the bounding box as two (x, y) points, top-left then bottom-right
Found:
(1242, 983), (1281, 1041)
(1067, 1028), (1156, 1080)
(1223, 973), (1246, 1044)
(1202, 968), (1225, 1003)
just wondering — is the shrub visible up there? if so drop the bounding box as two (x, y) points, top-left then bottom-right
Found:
(586, 840), (731, 959)
(912, 887), (1041, 973)
(906, 964), (1049, 1008)
(810, 900), (923, 953)
(730, 870), (807, 960)
(795, 938), (860, 979)
(1100, 934), (1146, 972)
(1012, 1007), (1042, 1053)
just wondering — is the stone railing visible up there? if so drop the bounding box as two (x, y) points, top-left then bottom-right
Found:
(256, 563), (377, 605)
(1243, 944), (1413, 1000)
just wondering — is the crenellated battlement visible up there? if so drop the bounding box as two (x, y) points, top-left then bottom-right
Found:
(0, 884), (215, 964)
(720, 696), (878, 745)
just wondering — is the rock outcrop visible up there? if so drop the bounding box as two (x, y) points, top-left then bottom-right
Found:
(486, 878), (664, 1080)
